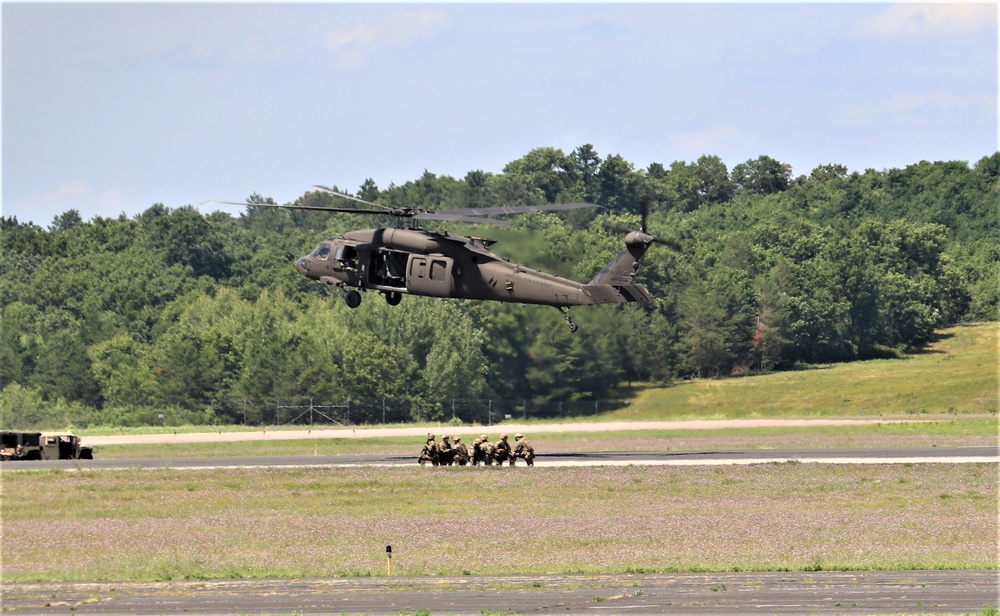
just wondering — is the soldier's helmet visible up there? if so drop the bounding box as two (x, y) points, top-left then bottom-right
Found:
(453, 436), (461, 442)
(500, 433), (508, 440)
(515, 433), (524, 439)
(481, 434), (488, 441)
(442, 435), (450, 441)
(427, 433), (435, 439)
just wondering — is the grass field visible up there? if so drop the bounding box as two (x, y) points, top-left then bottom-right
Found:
(2, 463), (996, 583)
(609, 322), (998, 419)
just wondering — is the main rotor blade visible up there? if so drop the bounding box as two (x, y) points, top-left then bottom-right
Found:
(312, 185), (393, 212)
(414, 212), (510, 226)
(202, 200), (389, 215)
(446, 202), (601, 217)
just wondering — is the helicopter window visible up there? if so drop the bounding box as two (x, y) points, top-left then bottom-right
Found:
(311, 244), (332, 260)
(430, 259), (448, 281)
(334, 245), (357, 262)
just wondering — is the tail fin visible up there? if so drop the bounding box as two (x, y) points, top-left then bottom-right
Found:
(589, 230), (655, 287)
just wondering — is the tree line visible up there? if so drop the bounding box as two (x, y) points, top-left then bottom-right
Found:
(1, 147), (997, 428)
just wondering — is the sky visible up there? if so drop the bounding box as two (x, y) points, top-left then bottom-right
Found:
(2, 2), (997, 227)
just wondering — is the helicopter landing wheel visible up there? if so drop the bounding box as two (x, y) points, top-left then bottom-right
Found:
(344, 290), (362, 308)
(384, 291), (402, 306)
(558, 307), (578, 333)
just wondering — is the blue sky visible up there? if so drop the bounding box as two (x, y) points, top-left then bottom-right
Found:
(3, 2), (997, 227)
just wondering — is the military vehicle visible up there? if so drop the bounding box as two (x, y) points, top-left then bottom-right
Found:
(210, 186), (657, 332)
(0, 431), (93, 460)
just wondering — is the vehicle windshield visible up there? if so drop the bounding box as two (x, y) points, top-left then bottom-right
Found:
(310, 244), (331, 259)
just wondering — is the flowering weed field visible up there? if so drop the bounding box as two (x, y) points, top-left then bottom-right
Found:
(2, 463), (996, 582)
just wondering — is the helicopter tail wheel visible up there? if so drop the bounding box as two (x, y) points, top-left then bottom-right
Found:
(558, 307), (579, 333)
(384, 291), (402, 306)
(344, 290), (362, 308)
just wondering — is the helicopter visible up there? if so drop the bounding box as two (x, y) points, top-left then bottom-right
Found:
(213, 186), (656, 333)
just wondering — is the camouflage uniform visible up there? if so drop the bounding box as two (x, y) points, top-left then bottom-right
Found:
(473, 435), (495, 466)
(452, 436), (470, 466)
(494, 433), (512, 466)
(418, 433), (439, 466)
(438, 435), (454, 466)
(470, 437), (482, 465)
(512, 433), (534, 466)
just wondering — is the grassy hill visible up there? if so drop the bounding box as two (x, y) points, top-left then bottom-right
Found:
(609, 322), (998, 420)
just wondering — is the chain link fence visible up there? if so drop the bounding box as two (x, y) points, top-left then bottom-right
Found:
(89, 397), (631, 428)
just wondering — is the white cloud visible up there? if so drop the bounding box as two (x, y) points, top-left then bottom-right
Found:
(838, 93), (995, 126)
(11, 181), (134, 225)
(669, 125), (749, 154)
(858, 4), (996, 38)
(321, 8), (454, 69)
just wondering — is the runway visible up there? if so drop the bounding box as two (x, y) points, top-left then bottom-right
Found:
(3, 445), (996, 471)
(3, 570), (997, 615)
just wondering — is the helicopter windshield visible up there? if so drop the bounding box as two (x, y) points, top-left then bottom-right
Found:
(310, 244), (331, 260)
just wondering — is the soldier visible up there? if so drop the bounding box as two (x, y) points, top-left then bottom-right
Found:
(418, 433), (439, 466)
(494, 433), (512, 466)
(470, 436), (483, 466)
(438, 435), (454, 466)
(473, 434), (494, 466)
(512, 433), (534, 466)
(452, 436), (470, 465)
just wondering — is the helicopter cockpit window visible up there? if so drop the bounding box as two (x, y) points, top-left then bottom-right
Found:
(311, 244), (332, 260)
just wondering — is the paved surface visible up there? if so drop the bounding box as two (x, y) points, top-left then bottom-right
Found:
(3, 570), (997, 615)
(2, 446), (996, 471)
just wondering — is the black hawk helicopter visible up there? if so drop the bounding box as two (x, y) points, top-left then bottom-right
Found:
(213, 186), (656, 332)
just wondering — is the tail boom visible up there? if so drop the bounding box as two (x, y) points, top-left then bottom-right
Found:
(581, 282), (652, 303)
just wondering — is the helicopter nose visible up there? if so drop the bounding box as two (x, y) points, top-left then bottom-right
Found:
(295, 257), (308, 276)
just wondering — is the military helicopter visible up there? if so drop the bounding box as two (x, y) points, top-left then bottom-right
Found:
(213, 186), (656, 332)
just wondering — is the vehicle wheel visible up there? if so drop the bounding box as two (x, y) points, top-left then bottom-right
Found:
(568, 322), (579, 333)
(385, 292), (402, 306)
(344, 290), (362, 308)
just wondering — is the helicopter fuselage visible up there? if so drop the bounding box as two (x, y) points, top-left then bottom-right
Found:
(294, 227), (651, 308)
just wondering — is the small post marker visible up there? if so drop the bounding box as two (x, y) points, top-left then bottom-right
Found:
(386, 545), (392, 576)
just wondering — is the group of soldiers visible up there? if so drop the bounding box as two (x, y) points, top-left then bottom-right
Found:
(418, 432), (535, 467)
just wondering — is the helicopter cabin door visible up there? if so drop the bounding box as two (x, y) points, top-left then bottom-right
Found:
(406, 255), (453, 297)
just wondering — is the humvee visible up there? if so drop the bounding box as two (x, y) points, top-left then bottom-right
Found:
(0, 431), (93, 460)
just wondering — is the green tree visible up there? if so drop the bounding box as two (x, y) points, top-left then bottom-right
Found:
(503, 147), (577, 203)
(598, 154), (641, 213)
(87, 334), (161, 404)
(732, 155), (792, 195)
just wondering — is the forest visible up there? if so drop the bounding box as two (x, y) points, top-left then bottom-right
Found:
(1, 146), (997, 428)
